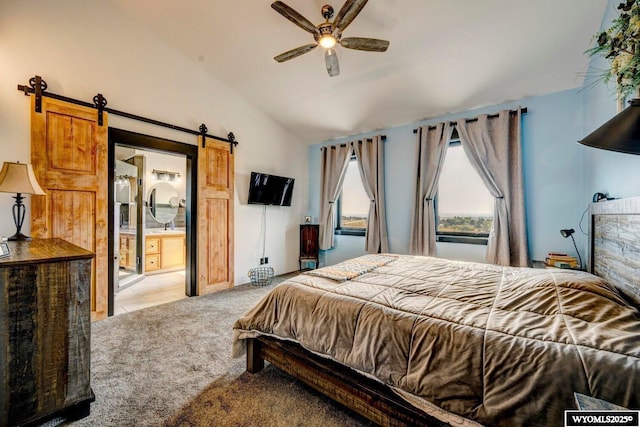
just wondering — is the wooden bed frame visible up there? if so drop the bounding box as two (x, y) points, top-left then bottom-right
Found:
(246, 336), (446, 426)
(245, 196), (640, 427)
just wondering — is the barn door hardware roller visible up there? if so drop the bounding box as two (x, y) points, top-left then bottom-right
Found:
(17, 75), (239, 150)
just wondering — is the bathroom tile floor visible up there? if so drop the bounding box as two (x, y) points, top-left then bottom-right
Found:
(114, 270), (187, 315)
(113, 269), (305, 316)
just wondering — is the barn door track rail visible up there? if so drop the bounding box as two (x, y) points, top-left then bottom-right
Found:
(17, 75), (238, 153)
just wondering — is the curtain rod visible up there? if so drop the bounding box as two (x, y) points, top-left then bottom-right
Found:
(17, 75), (238, 151)
(412, 107), (527, 134)
(320, 135), (387, 149)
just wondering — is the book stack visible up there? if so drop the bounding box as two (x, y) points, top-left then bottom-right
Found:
(546, 252), (578, 268)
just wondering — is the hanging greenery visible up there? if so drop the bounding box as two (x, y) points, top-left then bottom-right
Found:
(586, 0), (640, 98)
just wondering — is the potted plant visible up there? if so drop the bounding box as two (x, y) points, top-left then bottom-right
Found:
(586, 0), (640, 109)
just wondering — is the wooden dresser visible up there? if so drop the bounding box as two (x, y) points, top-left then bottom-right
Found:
(0, 239), (94, 426)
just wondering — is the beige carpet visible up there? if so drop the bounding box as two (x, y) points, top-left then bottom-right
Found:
(54, 274), (372, 427)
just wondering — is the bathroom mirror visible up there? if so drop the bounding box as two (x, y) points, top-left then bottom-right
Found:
(148, 182), (179, 224)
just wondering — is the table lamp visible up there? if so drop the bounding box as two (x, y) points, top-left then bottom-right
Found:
(560, 228), (583, 270)
(0, 161), (46, 241)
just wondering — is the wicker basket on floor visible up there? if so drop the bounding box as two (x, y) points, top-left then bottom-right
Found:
(248, 266), (274, 287)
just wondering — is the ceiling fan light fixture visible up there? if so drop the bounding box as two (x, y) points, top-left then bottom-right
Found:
(319, 34), (336, 49)
(271, 1), (389, 75)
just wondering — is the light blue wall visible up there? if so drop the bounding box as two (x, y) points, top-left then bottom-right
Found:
(308, 0), (640, 267)
(582, 1), (640, 202)
(308, 88), (589, 266)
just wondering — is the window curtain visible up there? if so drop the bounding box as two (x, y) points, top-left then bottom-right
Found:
(456, 108), (529, 267)
(353, 136), (389, 253)
(319, 144), (351, 250)
(409, 122), (453, 256)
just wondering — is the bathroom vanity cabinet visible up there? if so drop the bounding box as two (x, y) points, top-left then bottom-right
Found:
(145, 232), (185, 273)
(119, 232), (137, 270)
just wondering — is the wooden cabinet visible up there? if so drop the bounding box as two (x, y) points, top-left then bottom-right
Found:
(145, 236), (161, 272)
(145, 233), (185, 273)
(299, 224), (319, 270)
(161, 235), (186, 269)
(0, 239), (94, 426)
(119, 235), (127, 267)
(119, 233), (136, 270)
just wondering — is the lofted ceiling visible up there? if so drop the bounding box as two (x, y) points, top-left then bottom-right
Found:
(107, 0), (608, 144)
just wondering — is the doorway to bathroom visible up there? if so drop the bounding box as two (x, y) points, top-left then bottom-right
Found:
(108, 128), (198, 317)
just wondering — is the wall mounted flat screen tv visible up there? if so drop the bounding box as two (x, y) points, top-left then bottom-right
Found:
(248, 172), (295, 206)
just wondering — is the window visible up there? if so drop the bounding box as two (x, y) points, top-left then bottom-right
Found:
(336, 157), (369, 236)
(436, 136), (493, 245)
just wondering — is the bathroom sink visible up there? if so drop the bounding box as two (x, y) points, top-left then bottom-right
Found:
(145, 228), (185, 234)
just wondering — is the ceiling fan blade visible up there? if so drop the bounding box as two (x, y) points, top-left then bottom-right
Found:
(274, 44), (318, 62)
(340, 37), (389, 52)
(325, 48), (340, 77)
(333, 0), (369, 32)
(271, 1), (319, 35)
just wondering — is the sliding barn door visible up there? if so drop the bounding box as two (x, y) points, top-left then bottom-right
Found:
(197, 138), (234, 294)
(31, 96), (108, 320)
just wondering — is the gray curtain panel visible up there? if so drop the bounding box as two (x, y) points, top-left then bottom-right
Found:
(353, 136), (389, 253)
(319, 144), (351, 250)
(456, 108), (529, 267)
(409, 122), (453, 256)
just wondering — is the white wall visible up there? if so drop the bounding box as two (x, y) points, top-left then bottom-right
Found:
(136, 150), (187, 203)
(0, 0), (308, 284)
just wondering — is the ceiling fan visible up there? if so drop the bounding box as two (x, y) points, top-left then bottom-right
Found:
(271, 0), (390, 77)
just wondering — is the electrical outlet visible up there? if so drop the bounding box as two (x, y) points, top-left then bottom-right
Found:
(260, 257), (268, 265)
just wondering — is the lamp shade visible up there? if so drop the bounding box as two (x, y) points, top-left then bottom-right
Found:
(578, 99), (640, 155)
(560, 228), (575, 238)
(0, 162), (46, 195)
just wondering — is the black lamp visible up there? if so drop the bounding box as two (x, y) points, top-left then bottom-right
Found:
(560, 228), (583, 270)
(0, 162), (46, 241)
(578, 99), (640, 155)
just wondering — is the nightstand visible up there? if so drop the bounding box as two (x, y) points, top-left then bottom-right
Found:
(299, 224), (319, 270)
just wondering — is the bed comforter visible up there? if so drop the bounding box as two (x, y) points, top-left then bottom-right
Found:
(233, 255), (640, 426)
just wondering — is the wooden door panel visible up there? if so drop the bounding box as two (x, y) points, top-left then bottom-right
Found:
(50, 190), (96, 252)
(198, 139), (234, 294)
(206, 146), (229, 188)
(46, 113), (95, 173)
(205, 199), (229, 283)
(31, 96), (108, 320)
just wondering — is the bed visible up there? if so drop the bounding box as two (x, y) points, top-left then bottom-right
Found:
(233, 197), (640, 426)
